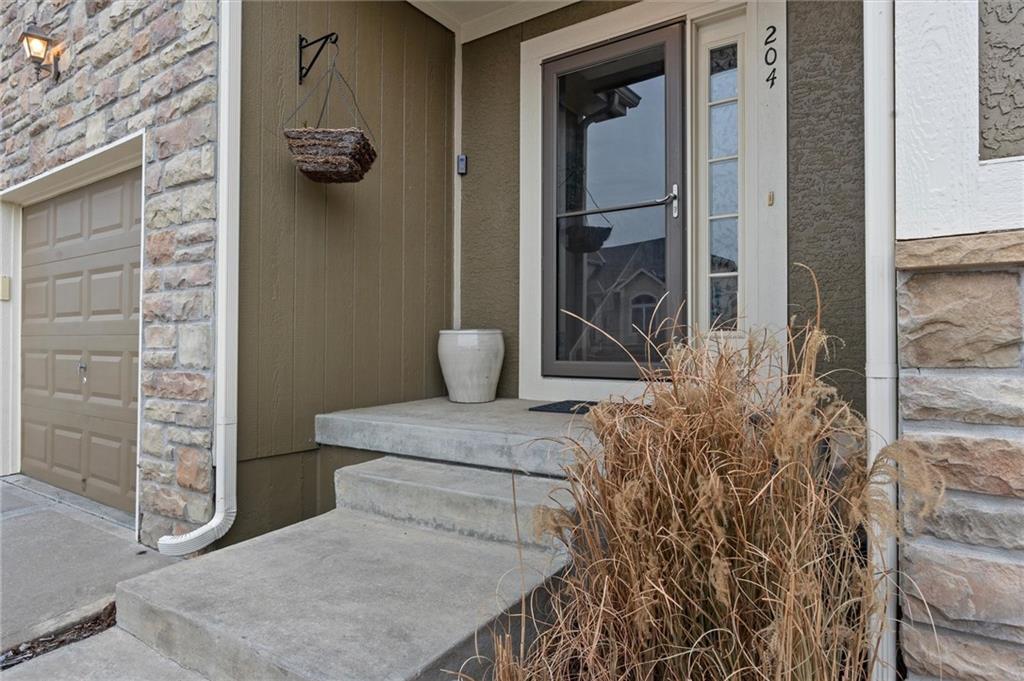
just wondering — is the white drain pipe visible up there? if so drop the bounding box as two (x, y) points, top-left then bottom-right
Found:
(158, 0), (241, 555)
(863, 1), (898, 679)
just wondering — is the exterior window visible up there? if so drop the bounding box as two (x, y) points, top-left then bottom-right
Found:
(707, 43), (739, 330)
(630, 294), (658, 335)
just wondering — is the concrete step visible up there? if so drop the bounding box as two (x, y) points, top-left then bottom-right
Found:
(335, 456), (570, 549)
(316, 397), (596, 477)
(116, 508), (566, 681)
(2, 628), (208, 681)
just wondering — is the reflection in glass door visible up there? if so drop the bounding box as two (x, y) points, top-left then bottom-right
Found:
(541, 24), (684, 379)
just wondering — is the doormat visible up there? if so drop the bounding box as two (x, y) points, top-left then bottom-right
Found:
(528, 400), (598, 415)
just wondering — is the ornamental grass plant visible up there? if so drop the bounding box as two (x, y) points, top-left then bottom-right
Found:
(462, 297), (940, 681)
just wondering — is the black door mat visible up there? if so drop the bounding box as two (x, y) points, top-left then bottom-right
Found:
(528, 400), (598, 415)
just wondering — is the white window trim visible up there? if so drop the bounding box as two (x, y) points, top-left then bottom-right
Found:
(895, 0), (1024, 240)
(518, 0), (787, 402)
(0, 132), (146, 537)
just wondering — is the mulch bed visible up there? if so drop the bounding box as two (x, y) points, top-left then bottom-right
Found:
(0, 602), (116, 670)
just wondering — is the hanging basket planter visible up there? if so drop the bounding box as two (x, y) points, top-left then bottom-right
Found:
(565, 223), (612, 254)
(283, 127), (377, 183)
(282, 36), (378, 184)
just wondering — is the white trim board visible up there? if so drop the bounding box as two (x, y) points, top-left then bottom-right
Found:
(452, 40), (463, 328)
(517, 0), (787, 402)
(1, 132), (145, 204)
(895, 0), (1024, 239)
(0, 202), (22, 478)
(0, 133), (145, 539)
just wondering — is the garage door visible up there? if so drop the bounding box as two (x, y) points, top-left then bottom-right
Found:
(20, 168), (142, 512)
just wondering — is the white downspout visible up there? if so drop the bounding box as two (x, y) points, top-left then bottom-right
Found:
(863, 1), (898, 680)
(158, 0), (241, 555)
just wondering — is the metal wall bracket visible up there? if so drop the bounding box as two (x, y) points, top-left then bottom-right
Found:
(298, 32), (338, 84)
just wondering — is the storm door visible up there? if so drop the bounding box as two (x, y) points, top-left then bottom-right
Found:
(541, 23), (684, 379)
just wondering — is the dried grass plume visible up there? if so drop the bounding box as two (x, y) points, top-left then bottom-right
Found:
(461, 308), (940, 681)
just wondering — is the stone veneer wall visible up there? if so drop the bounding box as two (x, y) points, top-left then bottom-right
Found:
(895, 229), (1024, 680)
(1, 0), (220, 546)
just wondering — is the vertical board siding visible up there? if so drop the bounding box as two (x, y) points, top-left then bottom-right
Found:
(239, 1), (454, 462)
(323, 0), (358, 413)
(378, 2), (407, 406)
(237, 3), (263, 461)
(258, 2), (298, 457)
(401, 9), (428, 402)
(352, 3), (384, 408)
(424, 23), (452, 396)
(292, 1), (330, 452)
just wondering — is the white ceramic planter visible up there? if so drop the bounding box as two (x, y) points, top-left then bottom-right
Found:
(438, 329), (505, 403)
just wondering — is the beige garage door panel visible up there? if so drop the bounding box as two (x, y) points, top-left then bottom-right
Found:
(21, 248), (140, 338)
(21, 168), (141, 512)
(20, 406), (138, 511)
(21, 171), (142, 267)
(20, 344), (139, 425)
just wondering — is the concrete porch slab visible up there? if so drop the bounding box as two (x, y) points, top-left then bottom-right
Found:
(315, 397), (596, 477)
(0, 479), (175, 650)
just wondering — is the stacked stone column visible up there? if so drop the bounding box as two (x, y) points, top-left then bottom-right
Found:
(896, 230), (1024, 680)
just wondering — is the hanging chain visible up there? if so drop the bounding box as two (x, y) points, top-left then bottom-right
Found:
(282, 41), (378, 145)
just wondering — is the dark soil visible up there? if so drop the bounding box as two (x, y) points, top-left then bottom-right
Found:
(0, 602), (116, 670)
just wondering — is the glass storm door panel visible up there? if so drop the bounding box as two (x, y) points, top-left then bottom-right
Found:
(541, 24), (684, 379)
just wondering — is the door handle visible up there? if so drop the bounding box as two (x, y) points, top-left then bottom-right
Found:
(556, 186), (680, 220)
(78, 361), (88, 384)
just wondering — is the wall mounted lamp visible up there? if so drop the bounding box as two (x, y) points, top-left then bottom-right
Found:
(19, 24), (61, 82)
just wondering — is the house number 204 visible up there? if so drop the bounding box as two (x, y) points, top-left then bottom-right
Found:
(764, 25), (778, 89)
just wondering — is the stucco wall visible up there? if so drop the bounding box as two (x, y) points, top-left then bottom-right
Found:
(1, 0), (220, 547)
(460, 2), (631, 398)
(980, 0), (1024, 160)
(787, 0), (866, 414)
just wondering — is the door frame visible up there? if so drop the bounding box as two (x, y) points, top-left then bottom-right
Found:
(518, 0), (788, 402)
(0, 131), (146, 534)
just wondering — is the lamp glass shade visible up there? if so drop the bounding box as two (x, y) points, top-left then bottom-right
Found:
(19, 26), (51, 63)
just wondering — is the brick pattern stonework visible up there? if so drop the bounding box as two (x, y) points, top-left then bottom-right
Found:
(897, 229), (1024, 680)
(1, 0), (219, 547)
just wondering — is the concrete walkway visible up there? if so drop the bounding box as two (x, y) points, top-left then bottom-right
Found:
(2, 628), (206, 681)
(0, 476), (174, 651)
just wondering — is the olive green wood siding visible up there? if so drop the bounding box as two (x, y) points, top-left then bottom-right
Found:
(233, 1), (453, 542)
